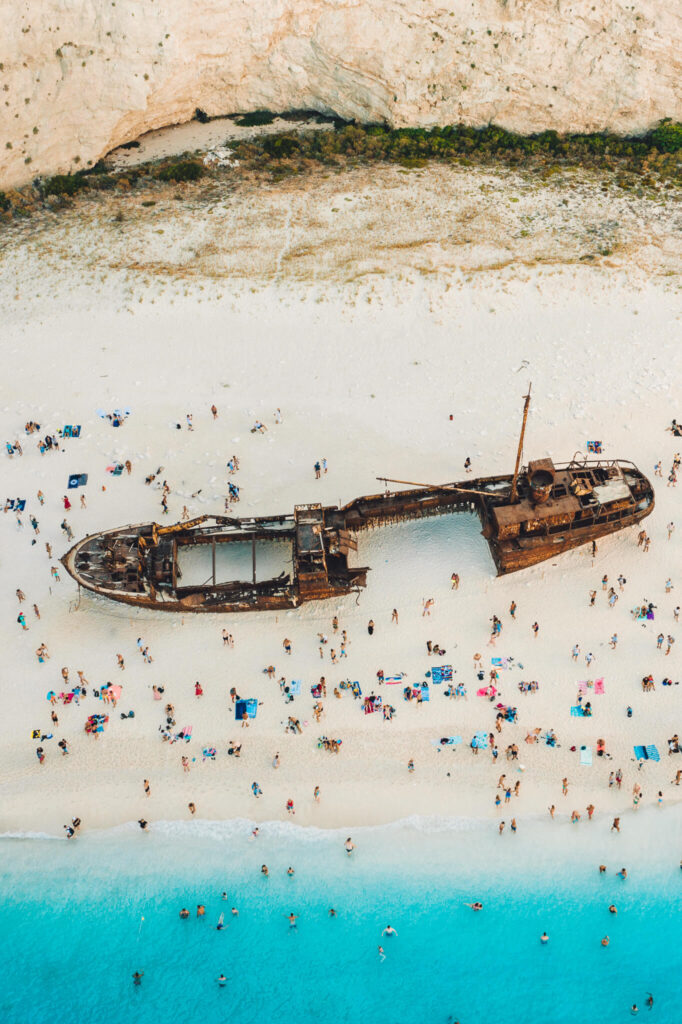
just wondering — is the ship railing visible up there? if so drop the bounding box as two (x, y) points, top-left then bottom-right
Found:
(563, 454), (642, 474)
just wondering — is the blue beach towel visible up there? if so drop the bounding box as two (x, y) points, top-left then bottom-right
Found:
(472, 731), (489, 749)
(235, 699), (258, 721)
(431, 665), (453, 685)
(289, 679), (301, 696)
(570, 706), (584, 717)
(634, 745), (647, 760)
(580, 746), (592, 767)
(645, 744), (660, 762)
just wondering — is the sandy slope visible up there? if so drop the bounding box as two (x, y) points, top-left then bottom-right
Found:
(0, 165), (681, 836)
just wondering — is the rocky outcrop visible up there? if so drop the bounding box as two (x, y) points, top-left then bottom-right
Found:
(2, 0), (680, 188)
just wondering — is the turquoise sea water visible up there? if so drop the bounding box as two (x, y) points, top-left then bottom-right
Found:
(1, 812), (680, 1024)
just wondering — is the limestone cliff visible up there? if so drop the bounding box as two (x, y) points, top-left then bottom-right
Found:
(1, 0), (680, 188)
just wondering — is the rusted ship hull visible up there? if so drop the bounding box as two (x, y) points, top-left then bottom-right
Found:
(490, 504), (654, 574)
(62, 457), (654, 614)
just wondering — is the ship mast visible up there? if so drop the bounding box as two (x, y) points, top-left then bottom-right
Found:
(510, 384), (532, 504)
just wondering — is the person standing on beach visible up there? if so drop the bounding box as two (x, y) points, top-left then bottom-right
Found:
(532, 621), (539, 638)
(451, 573), (459, 590)
(391, 608), (399, 624)
(314, 786), (320, 802)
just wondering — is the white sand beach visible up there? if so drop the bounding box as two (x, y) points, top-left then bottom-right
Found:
(1, 166), (681, 839)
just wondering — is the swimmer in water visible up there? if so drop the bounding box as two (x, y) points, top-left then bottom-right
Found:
(466, 902), (483, 911)
(608, 905), (617, 915)
(132, 971), (144, 986)
(231, 907), (239, 916)
(617, 868), (628, 880)
(217, 974), (227, 987)
(329, 908), (337, 917)
(288, 913), (298, 929)
(645, 994), (653, 1009)
(179, 908), (189, 919)
(221, 891), (228, 900)
(631, 1005), (638, 1016)
(261, 864), (269, 877)
(287, 866), (295, 876)
(601, 936), (610, 947)
(599, 865), (606, 874)
(252, 827), (260, 839)
(378, 945), (386, 962)
(540, 932), (549, 944)
(197, 905), (205, 917)
(382, 924), (398, 936)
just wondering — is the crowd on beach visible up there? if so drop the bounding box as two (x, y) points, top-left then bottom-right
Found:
(5, 407), (682, 859)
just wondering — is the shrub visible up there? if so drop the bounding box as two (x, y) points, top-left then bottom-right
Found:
(44, 173), (89, 197)
(156, 160), (204, 183)
(0, 191), (9, 211)
(648, 120), (682, 153)
(195, 107), (209, 124)
(261, 135), (301, 158)
(235, 110), (276, 128)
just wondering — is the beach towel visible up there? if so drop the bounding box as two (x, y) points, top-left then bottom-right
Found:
(180, 725), (192, 742)
(594, 678), (605, 695)
(68, 473), (88, 489)
(578, 681), (588, 693)
(570, 706), (584, 717)
(472, 731), (489, 749)
(580, 746), (592, 767)
(430, 736), (462, 748)
(384, 675), (404, 684)
(477, 686), (497, 698)
(431, 665), (453, 684)
(289, 680), (301, 696)
(235, 699), (257, 721)
(645, 744), (660, 762)
(634, 745), (647, 760)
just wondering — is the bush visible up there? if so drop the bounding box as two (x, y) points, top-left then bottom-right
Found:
(195, 108), (209, 124)
(156, 160), (204, 183)
(0, 191), (9, 212)
(261, 134), (301, 158)
(44, 173), (89, 197)
(648, 120), (682, 153)
(235, 110), (276, 128)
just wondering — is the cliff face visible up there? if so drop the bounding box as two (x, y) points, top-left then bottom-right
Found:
(2, 0), (680, 188)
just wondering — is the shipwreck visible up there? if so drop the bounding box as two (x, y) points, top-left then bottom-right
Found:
(62, 390), (654, 613)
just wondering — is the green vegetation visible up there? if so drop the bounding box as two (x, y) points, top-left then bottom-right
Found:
(235, 110), (276, 128)
(155, 160), (204, 183)
(649, 119), (682, 153)
(44, 173), (90, 197)
(0, 118), (679, 223)
(229, 122), (681, 184)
